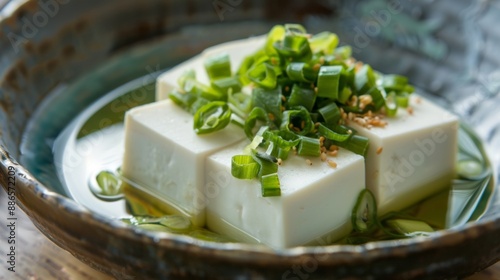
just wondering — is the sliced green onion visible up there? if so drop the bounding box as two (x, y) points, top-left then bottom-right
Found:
(367, 87), (386, 111)
(238, 54), (257, 85)
(280, 106), (314, 136)
(244, 107), (271, 139)
(287, 84), (316, 111)
(188, 97), (210, 115)
(297, 136), (321, 157)
(286, 62), (316, 83)
(395, 92), (410, 108)
(355, 64), (375, 95)
(317, 65), (342, 100)
(231, 155), (260, 179)
(317, 102), (341, 126)
(260, 173), (281, 197)
(265, 25), (286, 55)
(384, 219), (434, 237)
(382, 74), (408, 93)
(333, 45), (352, 60)
(309, 31), (339, 54)
(263, 130), (300, 160)
(204, 53), (231, 81)
(251, 151), (281, 197)
(333, 134), (369, 156)
(183, 78), (225, 101)
(284, 23), (307, 35)
(252, 86), (282, 125)
(352, 189), (377, 233)
(94, 170), (122, 196)
(193, 101), (232, 134)
(177, 69), (196, 89)
(338, 87), (353, 104)
(211, 76), (242, 96)
(168, 89), (196, 111)
(384, 91), (399, 117)
(274, 34), (312, 61)
(228, 92), (252, 117)
(247, 62), (278, 89)
(317, 124), (351, 142)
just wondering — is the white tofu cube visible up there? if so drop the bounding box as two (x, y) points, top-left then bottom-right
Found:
(205, 141), (365, 248)
(348, 95), (459, 214)
(122, 99), (245, 226)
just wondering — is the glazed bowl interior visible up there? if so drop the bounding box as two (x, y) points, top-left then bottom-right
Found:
(1, 0), (500, 279)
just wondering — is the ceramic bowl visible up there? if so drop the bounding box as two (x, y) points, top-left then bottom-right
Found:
(1, 0), (499, 279)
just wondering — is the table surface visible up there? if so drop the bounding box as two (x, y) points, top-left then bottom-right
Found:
(0, 189), (499, 280)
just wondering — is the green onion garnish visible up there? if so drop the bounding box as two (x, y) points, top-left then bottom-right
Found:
(231, 155), (260, 179)
(352, 189), (377, 233)
(317, 65), (342, 100)
(193, 101), (232, 134)
(204, 53), (232, 81)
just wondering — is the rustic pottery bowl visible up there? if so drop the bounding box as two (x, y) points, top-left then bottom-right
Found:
(1, 0), (499, 279)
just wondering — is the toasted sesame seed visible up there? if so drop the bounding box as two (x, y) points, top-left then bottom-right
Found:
(347, 129), (353, 134)
(376, 147), (383, 155)
(268, 113), (275, 121)
(313, 63), (321, 71)
(320, 152), (327, 161)
(328, 150), (338, 157)
(329, 145), (338, 151)
(327, 160), (337, 168)
(306, 159), (313, 166)
(407, 107), (414, 115)
(278, 158), (283, 165)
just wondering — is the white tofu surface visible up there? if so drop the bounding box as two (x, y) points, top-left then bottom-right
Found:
(349, 95), (458, 214)
(205, 141), (365, 248)
(122, 99), (245, 226)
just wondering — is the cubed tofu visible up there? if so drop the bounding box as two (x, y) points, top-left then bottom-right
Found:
(122, 99), (245, 226)
(205, 141), (365, 248)
(348, 95), (459, 214)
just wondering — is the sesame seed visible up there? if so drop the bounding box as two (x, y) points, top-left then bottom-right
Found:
(376, 147), (383, 155)
(278, 158), (283, 165)
(320, 152), (327, 161)
(268, 113), (275, 121)
(407, 107), (414, 115)
(306, 159), (313, 166)
(328, 150), (338, 157)
(327, 160), (337, 168)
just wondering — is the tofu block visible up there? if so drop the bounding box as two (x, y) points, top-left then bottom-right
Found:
(156, 36), (266, 101)
(348, 95), (459, 214)
(122, 99), (245, 226)
(205, 141), (365, 248)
